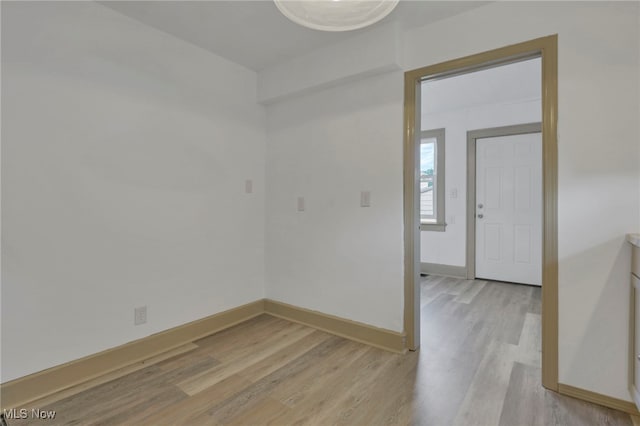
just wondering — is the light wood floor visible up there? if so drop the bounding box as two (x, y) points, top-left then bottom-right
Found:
(10, 276), (637, 425)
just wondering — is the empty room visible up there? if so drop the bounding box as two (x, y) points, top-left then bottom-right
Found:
(1, 1), (639, 425)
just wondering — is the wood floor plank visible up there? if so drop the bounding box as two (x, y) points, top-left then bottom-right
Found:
(455, 279), (487, 304)
(326, 352), (419, 426)
(529, 285), (542, 314)
(268, 339), (371, 408)
(452, 340), (518, 426)
(177, 324), (314, 395)
(225, 397), (290, 426)
(515, 312), (542, 367)
(447, 278), (473, 296)
(270, 346), (397, 425)
(206, 337), (348, 425)
(194, 315), (293, 361)
(499, 361), (547, 426)
(421, 276), (453, 305)
(208, 320), (306, 364)
(156, 344), (218, 373)
(452, 280), (529, 346)
(89, 386), (188, 426)
(139, 374), (252, 425)
(421, 274), (446, 291)
(237, 330), (330, 383)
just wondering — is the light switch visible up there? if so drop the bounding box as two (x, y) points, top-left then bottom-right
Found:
(448, 215), (456, 225)
(297, 196), (305, 212)
(245, 179), (253, 194)
(360, 191), (371, 207)
(450, 188), (458, 199)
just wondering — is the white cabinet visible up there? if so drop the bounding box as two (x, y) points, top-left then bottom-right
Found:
(633, 274), (640, 408)
(630, 237), (640, 409)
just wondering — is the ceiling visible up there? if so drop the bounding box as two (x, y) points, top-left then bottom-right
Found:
(422, 58), (542, 115)
(100, 1), (488, 71)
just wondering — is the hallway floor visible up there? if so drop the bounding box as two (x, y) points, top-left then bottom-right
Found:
(418, 275), (635, 425)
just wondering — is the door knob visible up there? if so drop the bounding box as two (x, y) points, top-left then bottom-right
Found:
(477, 214), (484, 219)
(478, 203), (483, 209)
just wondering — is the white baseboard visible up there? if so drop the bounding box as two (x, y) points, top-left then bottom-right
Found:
(421, 262), (467, 278)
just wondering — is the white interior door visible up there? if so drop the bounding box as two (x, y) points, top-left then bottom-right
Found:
(475, 132), (542, 286)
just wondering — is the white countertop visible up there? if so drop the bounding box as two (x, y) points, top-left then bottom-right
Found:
(627, 233), (640, 247)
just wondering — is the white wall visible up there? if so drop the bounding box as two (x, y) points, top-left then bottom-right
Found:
(420, 59), (542, 266)
(258, 22), (402, 104)
(264, 1), (639, 403)
(266, 71), (405, 332)
(1, 2), (266, 382)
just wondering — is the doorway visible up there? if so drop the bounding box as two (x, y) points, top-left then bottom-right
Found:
(467, 123), (543, 286)
(403, 35), (558, 390)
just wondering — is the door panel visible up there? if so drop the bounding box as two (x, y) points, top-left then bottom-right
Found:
(515, 167), (531, 209)
(485, 167), (502, 209)
(475, 132), (542, 286)
(484, 223), (502, 262)
(514, 224), (532, 263)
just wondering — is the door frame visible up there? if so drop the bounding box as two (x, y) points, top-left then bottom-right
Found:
(403, 35), (558, 390)
(466, 122), (543, 281)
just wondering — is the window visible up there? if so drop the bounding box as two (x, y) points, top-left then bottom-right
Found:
(420, 128), (445, 231)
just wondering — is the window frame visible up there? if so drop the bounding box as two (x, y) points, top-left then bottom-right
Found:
(419, 128), (446, 232)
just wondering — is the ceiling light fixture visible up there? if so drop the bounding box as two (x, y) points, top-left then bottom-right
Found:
(274, 0), (400, 32)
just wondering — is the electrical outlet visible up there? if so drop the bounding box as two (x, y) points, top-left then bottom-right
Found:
(297, 196), (305, 212)
(245, 179), (253, 194)
(134, 306), (147, 326)
(450, 188), (458, 199)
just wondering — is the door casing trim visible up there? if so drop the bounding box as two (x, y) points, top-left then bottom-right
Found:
(403, 35), (558, 391)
